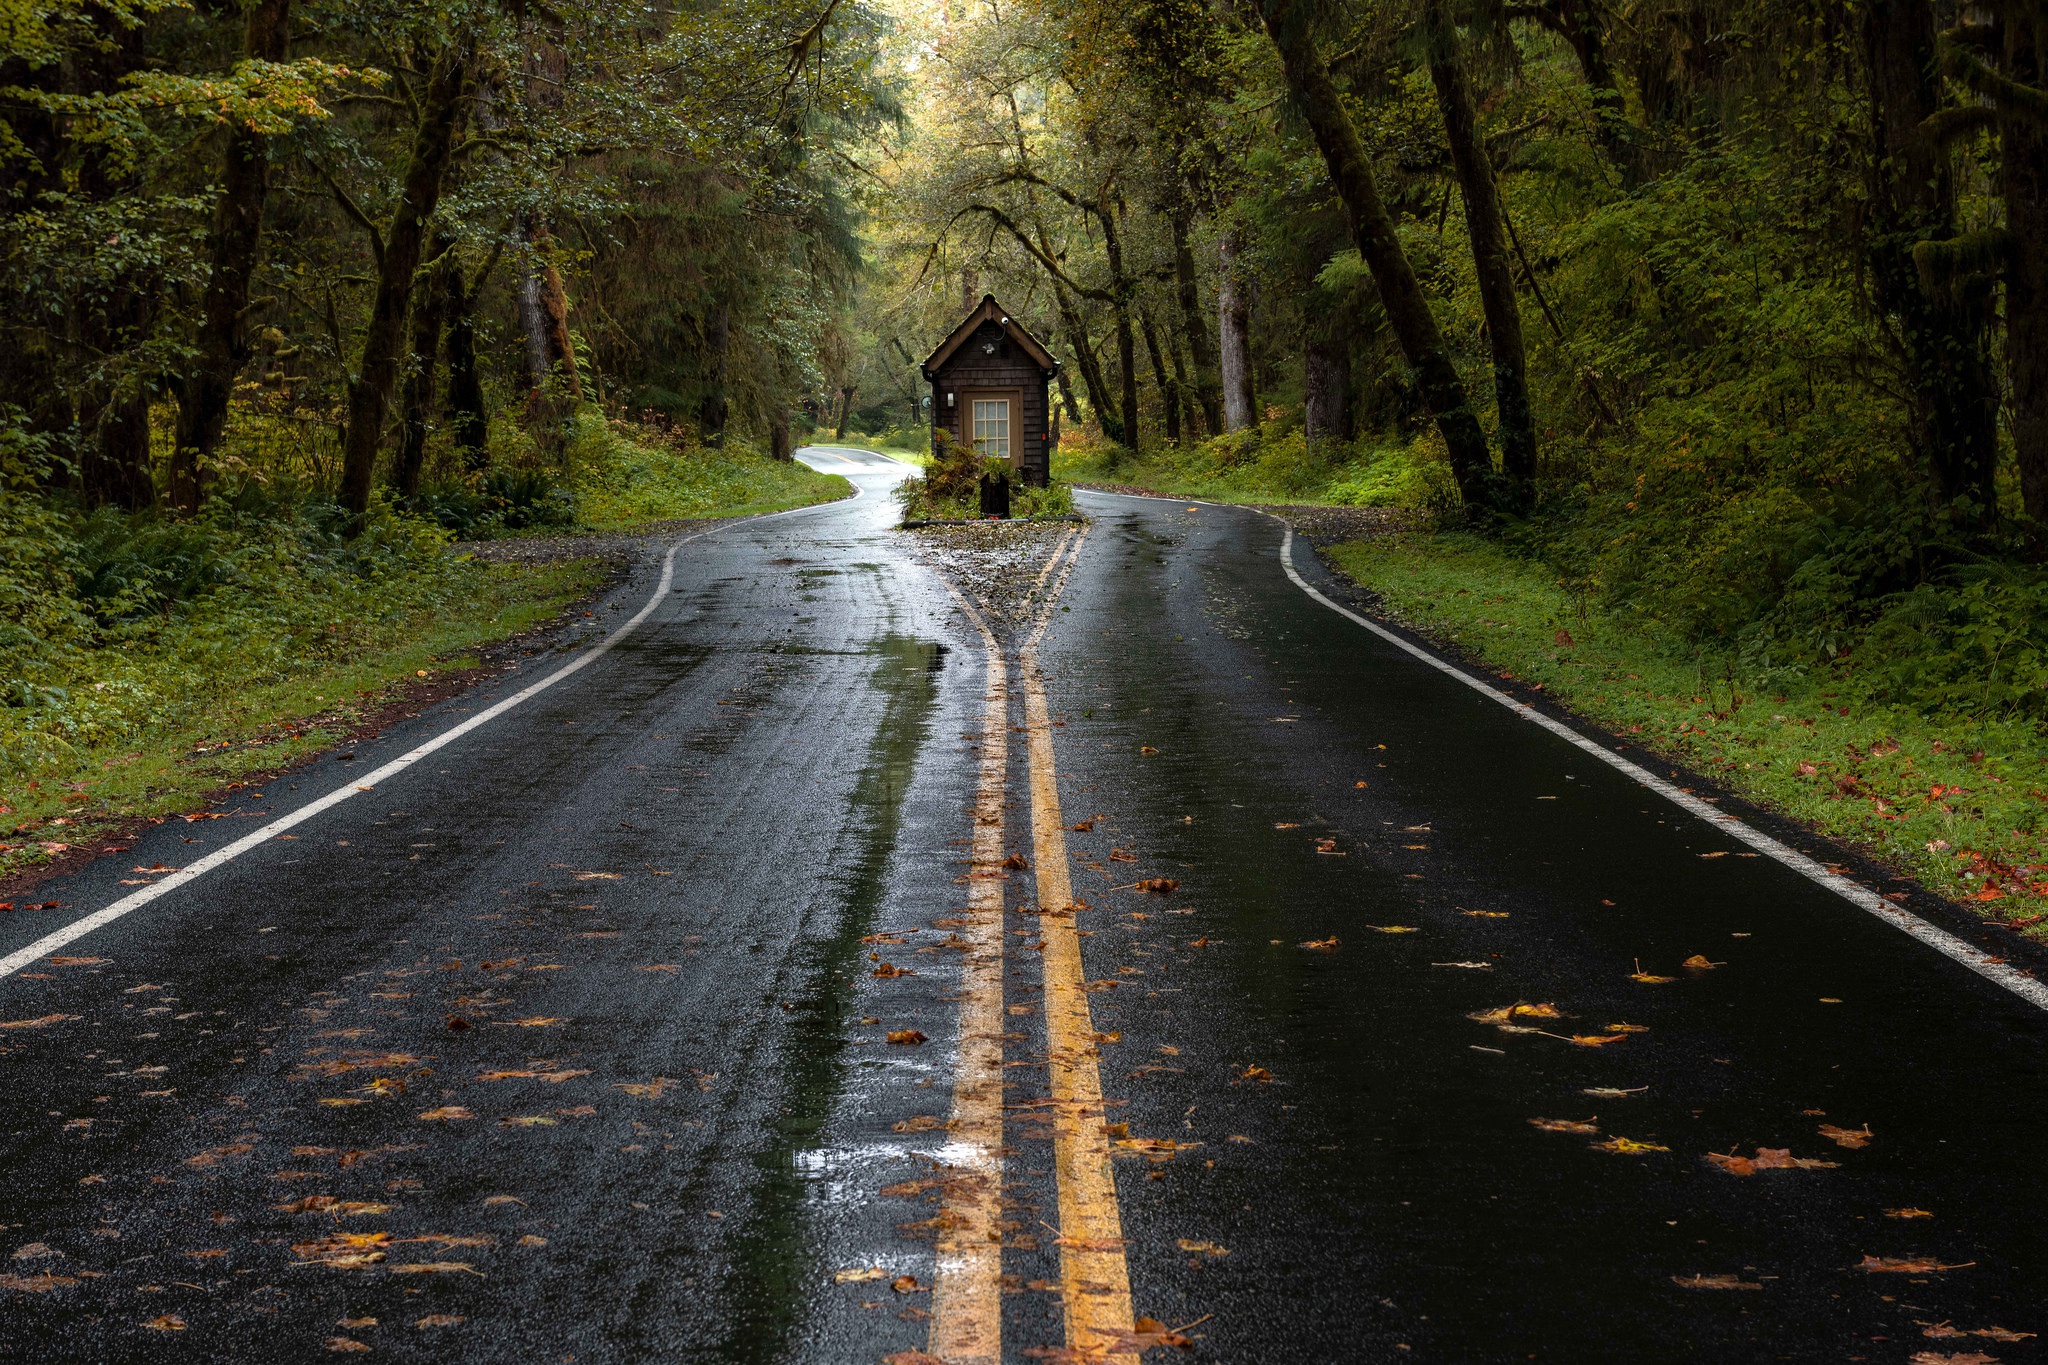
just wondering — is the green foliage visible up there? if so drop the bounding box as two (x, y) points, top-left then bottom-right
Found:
(1055, 420), (1451, 509)
(565, 413), (848, 528)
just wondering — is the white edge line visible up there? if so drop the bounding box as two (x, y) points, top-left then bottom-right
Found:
(1079, 486), (2048, 1013)
(0, 485), (864, 982)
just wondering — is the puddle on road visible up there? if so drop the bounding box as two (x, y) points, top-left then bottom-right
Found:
(706, 633), (943, 1363)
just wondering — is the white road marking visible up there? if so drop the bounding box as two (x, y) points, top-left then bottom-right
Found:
(1269, 526), (2048, 1012)
(0, 488), (868, 983)
(1083, 489), (2048, 1014)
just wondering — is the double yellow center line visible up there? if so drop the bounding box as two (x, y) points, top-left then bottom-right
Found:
(928, 527), (1137, 1365)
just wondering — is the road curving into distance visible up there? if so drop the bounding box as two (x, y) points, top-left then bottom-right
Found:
(0, 453), (2042, 1363)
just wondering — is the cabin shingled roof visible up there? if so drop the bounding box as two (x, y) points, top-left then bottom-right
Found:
(920, 295), (1059, 378)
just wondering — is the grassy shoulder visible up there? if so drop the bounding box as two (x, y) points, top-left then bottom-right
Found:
(1324, 532), (2048, 932)
(1, 546), (603, 882)
(1053, 421), (1451, 508)
(1, 413), (849, 885)
(571, 417), (850, 528)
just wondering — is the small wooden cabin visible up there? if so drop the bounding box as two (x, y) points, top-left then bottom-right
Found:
(921, 296), (1060, 487)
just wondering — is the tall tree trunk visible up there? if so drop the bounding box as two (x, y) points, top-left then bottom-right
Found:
(1428, 1), (1537, 512)
(1139, 306), (1179, 444)
(1171, 198), (1223, 434)
(1054, 283), (1121, 443)
(1099, 210), (1140, 449)
(1258, 0), (1502, 514)
(835, 386), (856, 439)
(2000, 10), (2048, 527)
(1055, 367), (1082, 424)
(1218, 228), (1256, 431)
(444, 248), (489, 470)
(170, 0), (292, 513)
(394, 237), (451, 498)
(1167, 330), (1198, 441)
(770, 406), (792, 461)
(83, 390), (156, 510)
(338, 41), (471, 532)
(1863, 0), (2000, 519)
(700, 303), (730, 444)
(1303, 334), (1349, 447)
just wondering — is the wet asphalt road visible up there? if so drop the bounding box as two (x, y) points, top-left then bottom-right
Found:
(2, 446), (2045, 1364)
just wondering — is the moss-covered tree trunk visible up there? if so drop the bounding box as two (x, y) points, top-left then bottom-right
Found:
(1258, 0), (1502, 515)
(1171, 199), (1223, 435)
(395, 237), (452, 499)
(1862, 0), (2000, 520)
(1428, 0), (1537, 513)
(338, 42), (471, 532)
(1998, 9), (2048, 526)
(171, 0), (292, 513)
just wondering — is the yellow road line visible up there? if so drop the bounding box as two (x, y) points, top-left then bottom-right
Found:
(1018, 528), (1140, 1363)
(928, 579), (1010, 1365)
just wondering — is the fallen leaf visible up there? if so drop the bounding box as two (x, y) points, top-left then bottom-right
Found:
(1134, 878), (1179, 894)
(387, 1262), (483, 1276)
(1921, 1326), (2035, 1342)
(1237, 1065), (1271, 1083)
(891, 1116), (950, 1133)
(1591, 1136), (1668, 1155)
(318, 1098), (367, 1107)
(501, 1115), (556, 1127)
(1682, 955), (1724, 971)
(835, 1267), (888, 1283)
(1366, 924), (1417, 934)
(415, 1314), (464, 1327)
(882, 1352), (949, 1365)
(325, 1340), (371, 1353)
(1859, 1255), (1972, 1273)
(416, 1107), (474, 1122)
(1176, 1239), (1229, 1257)
(1671, 1273), (1762, 1290)
(1299, 937), (1339, 951)
(1818, 1123), (1873, 1149)
(503, 1017), (563, 1027)
(1907, 1353), (2000, 1365)
(0, 1014), (78, 1030)
(1002, 853), (1030, 870)
(872, 963), (916, 978)
(1528, 1118), (1600, 1135)
(636, 964), (682, 974)
(616, 1078), (674, 1098)
(47, 957), (105, 966)
(144, 1315), (187, 1331)
(1462, 909), (1510, 919)
(1567, 1034), (1626, 1048)
(891, 1274), (928, 1294)
(184, 1143), (254, 1167)
(0, 1274), (79, 1293)
(1604, 1023), (1650, 1034)
(887, 1030), (929, 1046)
(1583, 1087), (1648, 1098)
(571, 872), (621, 880)
(1068, 820), (1095, 832)
(1887, 1208), (1935, 1219)
(1314, 839), (1340, 855)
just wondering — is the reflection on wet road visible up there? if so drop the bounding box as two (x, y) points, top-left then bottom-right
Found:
(2, 462), (2045, 1363)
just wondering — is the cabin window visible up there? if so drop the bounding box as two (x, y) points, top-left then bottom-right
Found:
(972, 399), (1011, 458)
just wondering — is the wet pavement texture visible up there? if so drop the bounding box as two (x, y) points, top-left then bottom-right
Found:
(2, 453), (2045, 1364)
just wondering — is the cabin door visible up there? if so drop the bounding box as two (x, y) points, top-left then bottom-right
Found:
(962, 388), (1023, 475)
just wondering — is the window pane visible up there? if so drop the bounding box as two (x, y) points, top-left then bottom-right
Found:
(971, 400), (1010, 457)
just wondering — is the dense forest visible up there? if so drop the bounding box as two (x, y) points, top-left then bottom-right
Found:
(853, 0), (2048, 722)
(4, 0), (2047, 896)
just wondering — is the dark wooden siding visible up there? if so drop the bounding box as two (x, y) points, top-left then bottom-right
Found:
(929, 320), (1052, 484)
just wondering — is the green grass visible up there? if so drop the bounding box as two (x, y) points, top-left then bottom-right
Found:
(0, 412), (853, 882)
(1325, 532), (2048, 931)
(1053, 421), (1452, 508)
(570, 418), (851, 528)
(1, 553), (603, 878)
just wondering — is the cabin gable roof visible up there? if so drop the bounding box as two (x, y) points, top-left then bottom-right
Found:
(921, 295), (1059, 378)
